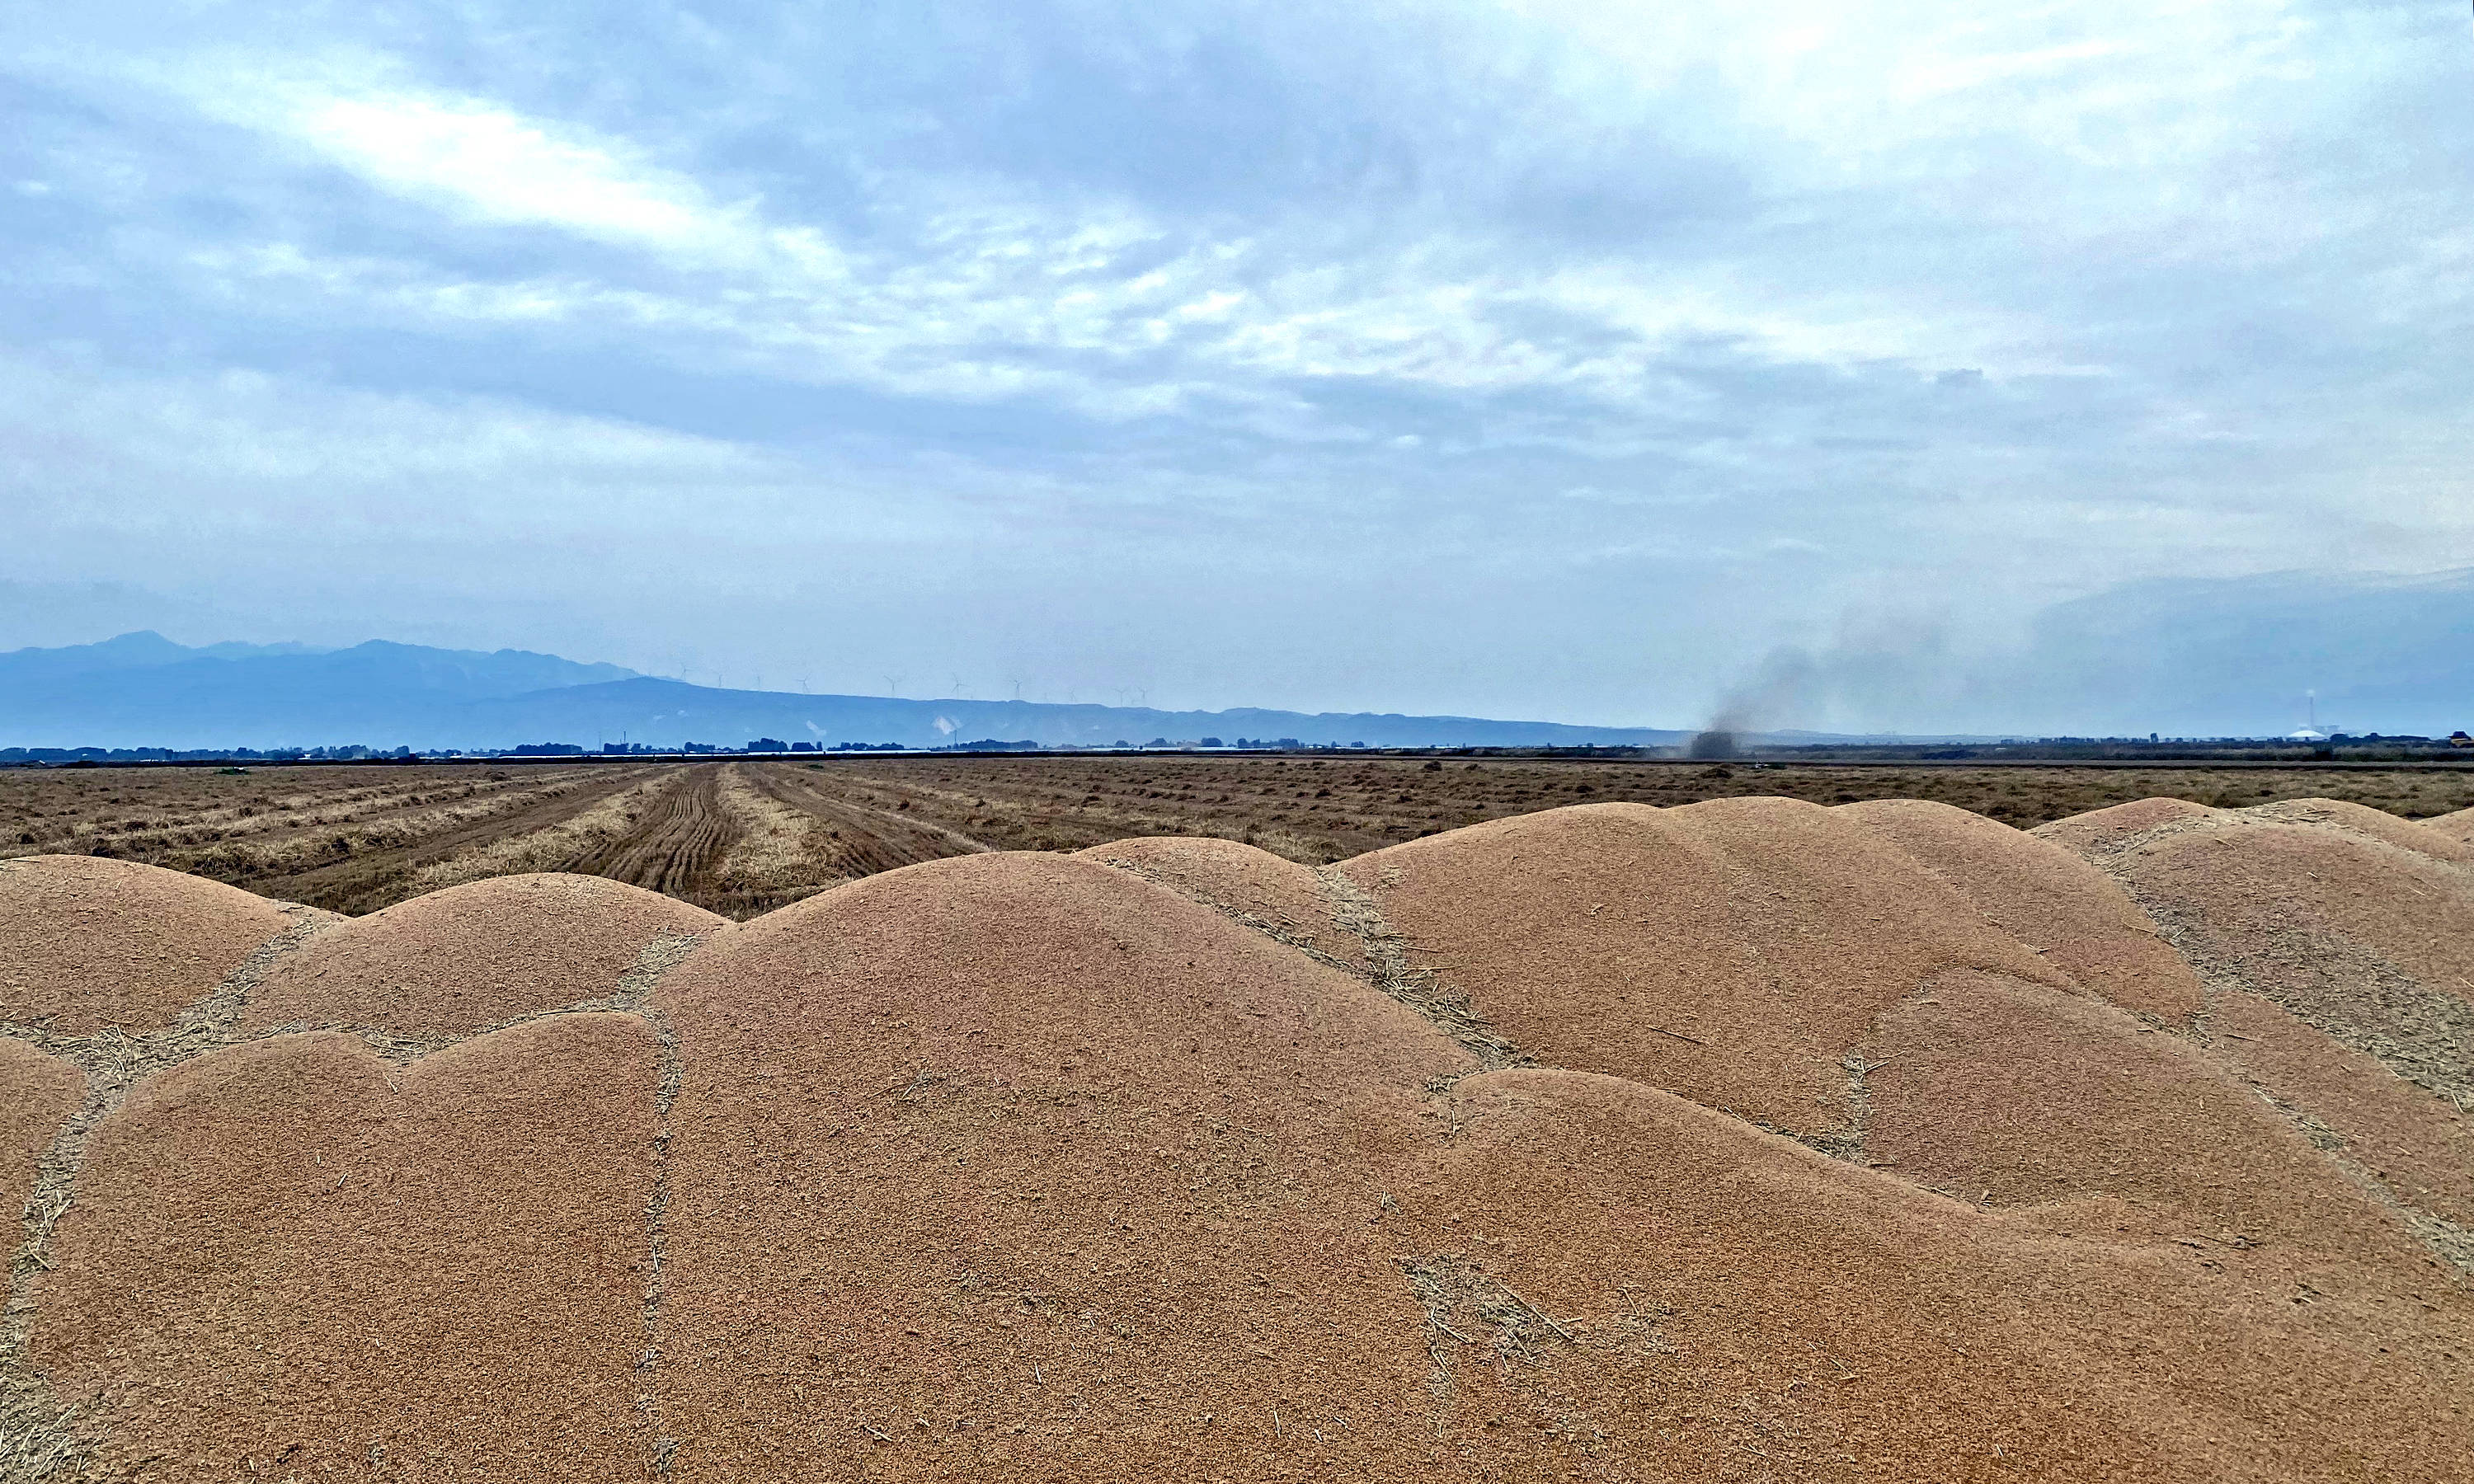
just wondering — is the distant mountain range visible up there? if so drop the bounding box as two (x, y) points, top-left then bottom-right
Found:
(24, 566), (2459, 753)
(0, 634), (1688, 751)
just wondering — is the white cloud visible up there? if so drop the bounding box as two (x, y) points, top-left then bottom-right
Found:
(172, 107), (2049, 436)
(77, 32), (2118, 434)
(0, 0), (2466, 721)
(291, 92), (735, 254)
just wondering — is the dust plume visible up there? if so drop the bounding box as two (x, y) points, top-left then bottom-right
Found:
(1690, 617), (1960, 754)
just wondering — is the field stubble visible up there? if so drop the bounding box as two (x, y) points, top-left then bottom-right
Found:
(4, 755), (2471, 918)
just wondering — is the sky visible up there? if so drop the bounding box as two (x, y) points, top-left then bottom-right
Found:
(3, 2), (2469, 731)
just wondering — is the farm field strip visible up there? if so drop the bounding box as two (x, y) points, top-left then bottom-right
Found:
(234, 767), (673, 914)
(0, 764), (664, 914)
(14, 770), (550, 856)
(556, 765), (740, 905)
(702, 766), (835, 918)
(400, 772), (681, 896)
(744, 764), (996, 863)
(8, 756), (2473, 917)
(760, 755), (2474, 862)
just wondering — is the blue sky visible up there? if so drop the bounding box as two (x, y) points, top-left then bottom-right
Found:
(4, 2), (2469, 730)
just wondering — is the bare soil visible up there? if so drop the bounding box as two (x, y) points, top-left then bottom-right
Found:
(555, 766), (736, 904)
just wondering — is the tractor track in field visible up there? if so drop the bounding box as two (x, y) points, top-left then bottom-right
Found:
(741, 764), (994, 877)
(559, 764), (741, 907)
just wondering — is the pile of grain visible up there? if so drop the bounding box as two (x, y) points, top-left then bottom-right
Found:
(0, 1038), (82, 1227)
(2030, 795), (2213, 857)
(1074, 834), (1370, 974)
(2424, 804), (2474, 846)
(35, 1017), (660, 1477)
(648, 852), (1463, 1478)
(1837, 798), (2202, 1021)
(1334, 797), (2069, 1140)
(1, 796), (2469, 1482)
(2037, 795), (2474, 1266)
(1, 855), (294, 1033)
(2066, 798), (2474, 1099)
(246, 871), (722, 1040)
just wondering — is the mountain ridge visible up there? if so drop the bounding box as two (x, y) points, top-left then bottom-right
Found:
(0, 636), (1685, 750)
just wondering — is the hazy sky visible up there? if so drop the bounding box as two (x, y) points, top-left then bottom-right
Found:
(5, 2), (2469, 727)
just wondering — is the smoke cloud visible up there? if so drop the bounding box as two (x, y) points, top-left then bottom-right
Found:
(1690, 616), (1968, 753)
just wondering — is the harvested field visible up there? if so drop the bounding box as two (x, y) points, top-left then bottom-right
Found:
(0, 763), (666, 916)
(553, 766), (736, 904)
(735, 754), (2474, 862)
(2, 791), (2470, 1480)
(7, 756), (2472, 920)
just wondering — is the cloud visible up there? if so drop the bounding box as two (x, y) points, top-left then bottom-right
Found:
(163, 79), (2035, 432)
(0, 0), (2467, 726)
(285, 91), (734, 256)
(57, 24), (2121, 430)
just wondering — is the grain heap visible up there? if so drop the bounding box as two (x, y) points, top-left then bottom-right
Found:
(245, 872), (722, 1041)
(1332, 798), (2072, 1138)
(1, 855), (294, 1034)
(2425, 804), (2474, 846)
(1073, 834), (1370, 974)
(1, 791), (2469, 1482)
(2036, 795), (2474, 1254)
(2029, 795), (2213, 857)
